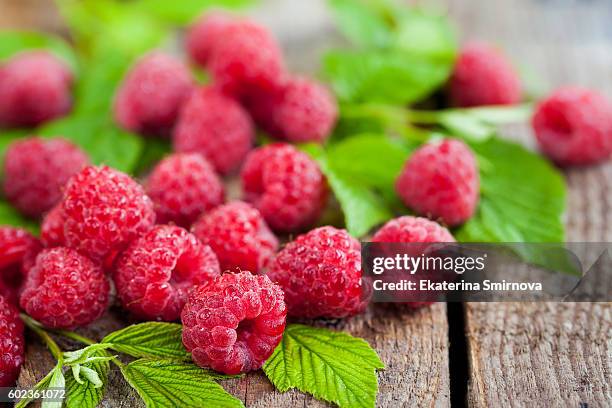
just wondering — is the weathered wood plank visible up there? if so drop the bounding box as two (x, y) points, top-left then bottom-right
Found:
(444, 0), (612, 405)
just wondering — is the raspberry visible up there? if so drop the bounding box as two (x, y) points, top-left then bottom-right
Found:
(186, 12), (231, 66)
(0, 296), (24, 387)
(207, 19), (286, 97)
(20, 247), (110, 329)
(173, 86), (254, 174)
(114, 52), (194, 137)
(267, 226), (366, 318)
(62, 165), (156, 262)
(396, 139), (479, 227)
(0, 227), (41, 303)
(192, 202), (278, 274)
(372, 216), (456, 244)
(372, 216), (456, 308)
(3, 137), (89, 217)
(532, 87), (612, 166)
(113, 225), (221, 321)
(450, 42), (521, 107)
(241, 143), (328, 232)
(41, 204), (66, 247)
(0, 51), (73, 128)
(145, 153), (224, 228)
(247, 77), (338, 143)
(181, 272), (286, 375)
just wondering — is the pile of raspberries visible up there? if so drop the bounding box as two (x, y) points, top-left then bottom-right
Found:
(1, 12), (611, 383)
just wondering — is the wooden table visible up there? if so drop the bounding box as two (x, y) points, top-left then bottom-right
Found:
(11, 0), (612, 406)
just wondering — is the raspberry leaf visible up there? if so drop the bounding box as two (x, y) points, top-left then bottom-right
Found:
(137, 0), (254, 24)
(65, 348), (111, 408)
(14, 363), (63, 408)
(120, 359), (244, 408)
(37, 115), (143, 174)
(102, 322), (190, 361)
(263, 324), (384, 408)
(456, 137), (566, 243)
(307, 135), (411, 237)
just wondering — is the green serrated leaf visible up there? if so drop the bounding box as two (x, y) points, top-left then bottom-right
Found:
(102, 322), (190, 360)
(65, 349), (110, 408)
(0, 31), (78, 73)
(456, 137), (566, 243)
(121, 359), (244, 408)
(37, 115), (143, 174)
(263, 324), (384, 408)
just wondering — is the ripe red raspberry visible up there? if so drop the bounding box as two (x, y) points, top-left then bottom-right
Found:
(145, 153), (224, 228)
(186, 12), (231, 66)
(113, 225), (221, 321)
(0, 51), (73, 128)
(192, 202), (278, 274)
(62, 165), (156, 262)
(114, 52), (194, 137)
(0, 296), (24, 387)
(241, 143), (328, 232)
(173, 86), (254, 174)
(372, 216), (456, 244)
(20, 247), (110, 329)
(450, 42), (521, 107)
(372, 216), (456, 309)
(396, 139), (479, 227)
(532, 87), (612, 166)
(3, 137), (89, 217)
(41, 204), (66, 247)
(247, 77), (338, 143)
(0, 227), (42, 303)
(207, 19), (286, 97)
(181, 272), (286, 375)
(267, 226), (366, 318)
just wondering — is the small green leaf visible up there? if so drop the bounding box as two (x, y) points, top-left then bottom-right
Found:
(0, 31), (78, 72)
(37, 115), (143, 174)
(0, 201), (39, 234)
(102, 322), (189, 360)
(263, 324), (384, 408)
(64, 344), (113, 365)
(41, 366), (65, 408)
(65, 349), (110, 408)
(456, 137), (566, 243)
(121, 359), (244, 408)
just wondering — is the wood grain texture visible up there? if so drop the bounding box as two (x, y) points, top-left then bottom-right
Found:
(443, 0), (612, 406)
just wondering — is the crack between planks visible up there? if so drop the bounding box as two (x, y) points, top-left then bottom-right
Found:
(447, 302), (469, 408)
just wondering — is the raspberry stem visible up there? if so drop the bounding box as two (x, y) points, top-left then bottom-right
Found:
(20, 314), (63, 363)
